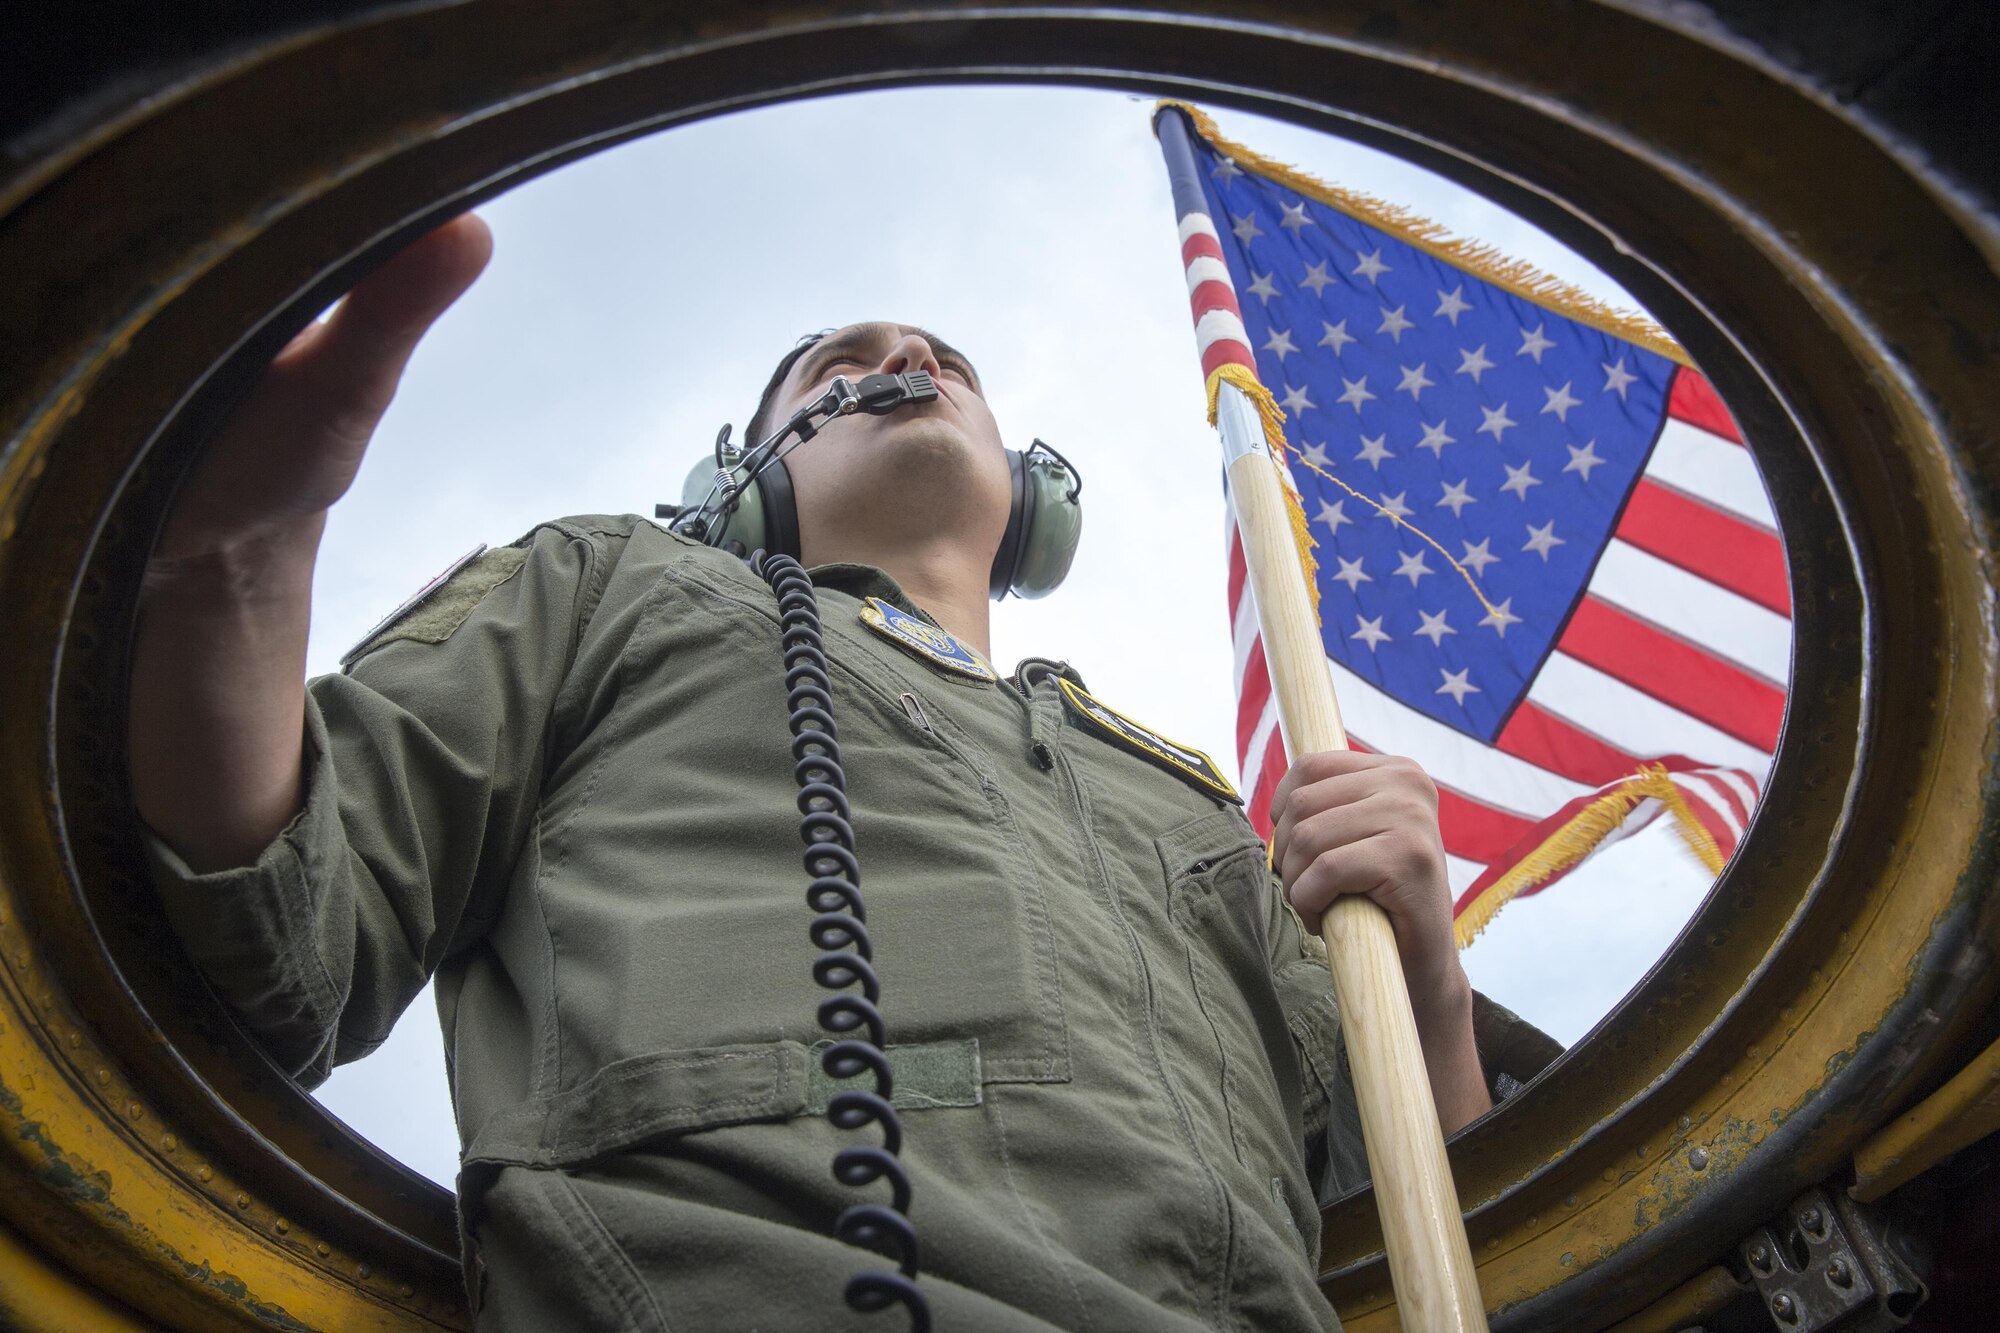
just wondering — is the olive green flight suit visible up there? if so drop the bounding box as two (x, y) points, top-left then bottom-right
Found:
(149, 515), (1556, 1331)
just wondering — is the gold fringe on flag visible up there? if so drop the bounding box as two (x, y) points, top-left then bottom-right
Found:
(1205, 362), (1321, 624)
(1158, 101), (1691, 367)
(1450, 764), (1727, 949)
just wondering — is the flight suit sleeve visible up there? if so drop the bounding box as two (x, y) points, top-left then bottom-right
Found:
(1263, 876), (1563, 1205)
(143, 520), (625, 1087)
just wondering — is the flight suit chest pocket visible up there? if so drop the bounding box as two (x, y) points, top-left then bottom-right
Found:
(1155, 810), (1305, 1172)
(819, 633), (1074, 1088)
(1156, 809), (1273, 966)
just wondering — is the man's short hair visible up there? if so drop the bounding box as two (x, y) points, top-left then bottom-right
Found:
(745, 330), (832, 445)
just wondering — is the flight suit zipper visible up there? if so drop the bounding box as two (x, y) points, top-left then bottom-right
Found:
(1013, 658), (1070, 771)
(1026, 673), (1240, 1327)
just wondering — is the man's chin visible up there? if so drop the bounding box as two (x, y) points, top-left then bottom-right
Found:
(855, 415), (996, 481)
(804, 411), (1008, 502)
(883, 412), (971, 457)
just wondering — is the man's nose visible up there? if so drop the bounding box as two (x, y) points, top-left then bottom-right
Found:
(876, 333), (944, 380)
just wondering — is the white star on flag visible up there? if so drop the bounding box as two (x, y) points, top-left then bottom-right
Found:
(1518, 322), (1556, 361)
(1415, 608), (1457, 645)
(1351, 615), (1391, 651)
(1211, 156), (1244, 181)
(1299, 439), (1331, 468)
(1317, 316), (1353, 350)
(1437, 478), (1477, 516)
(1280, 382), (1315, 413)
(1460, 536), (1499, 576)
(1416, 419), (1455, 455)
(1245, 271), (1279, 303)
(1262, 327), (1299, 360)
(1231, 212), (1262, 242)
(1279, 201), (1312, 232)
(1393, 547), (1432, 584)
(1353, 248), (1391, 281)
(1602, 356), (1637, 398)
(1355, 433), (1394, 468)
(1397, 363), (1434, 400)
(1435, 667), (1481, 704)
(1332, 556), (1371, 591)
(1337, 376), (1375, 411)
(1500, 460), (1541, 499)
(1315, 498), (1350, 533)
(1541, 381), (1582, 421)
(1377, 305), (1415, 342)
(1564, 440), (1607, 481)
(1301, 262), (1337, 297)
(1479, 597), (1523, 637)
(1523, 519), (1566, 560)
(1477, 402), (1517, 440)
(1434, 286), (1472, 324)
(1456, 344), (1495, 382)
(1380, 492), (1416, 522)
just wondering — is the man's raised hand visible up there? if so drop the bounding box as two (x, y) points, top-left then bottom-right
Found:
(155, 214), (493, 560)
(131, 215), (490, 876)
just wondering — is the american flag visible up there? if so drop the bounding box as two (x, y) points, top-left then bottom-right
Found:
(1155, 106), (1789, 944)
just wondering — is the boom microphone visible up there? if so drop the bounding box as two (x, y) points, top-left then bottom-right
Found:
(851, 370), (938, 414)
(669, 369), (944, 544)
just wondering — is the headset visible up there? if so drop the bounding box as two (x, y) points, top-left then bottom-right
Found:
(657, 370), (1083, 600)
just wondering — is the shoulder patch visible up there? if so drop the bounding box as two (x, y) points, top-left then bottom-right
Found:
(1056, 677), (1242, 804)
(340, 543), (529, 668)
(857, 596), (997, 683)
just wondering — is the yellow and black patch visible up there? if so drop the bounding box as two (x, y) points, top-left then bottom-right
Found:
(857, 596), (997, 683)
(1056, 677), (1242, 804)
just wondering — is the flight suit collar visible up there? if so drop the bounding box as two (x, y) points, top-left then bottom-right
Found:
(803, 565), (1090, 699)
(807, 561), (1000, 683)
(805, 561), (921, 618)
(1010, 656), (1090, 694)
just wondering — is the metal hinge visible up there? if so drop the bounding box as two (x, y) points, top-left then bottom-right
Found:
(1739, 1186), (1928, 1331)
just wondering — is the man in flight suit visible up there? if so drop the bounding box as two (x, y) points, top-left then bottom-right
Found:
(129, 215), (1555, 1330)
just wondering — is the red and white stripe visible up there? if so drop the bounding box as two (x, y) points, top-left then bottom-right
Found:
(1179, 213), (1259, 380)
(1226, 365), (1785, 903)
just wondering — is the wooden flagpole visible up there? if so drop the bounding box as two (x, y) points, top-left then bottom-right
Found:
(1217, 382), (1489, 1331)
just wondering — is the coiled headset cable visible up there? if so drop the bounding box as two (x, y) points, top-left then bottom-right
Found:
(753, 550), (930, 1333)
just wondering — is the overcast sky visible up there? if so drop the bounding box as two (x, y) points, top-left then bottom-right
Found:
(305, 86), (1757, 1187)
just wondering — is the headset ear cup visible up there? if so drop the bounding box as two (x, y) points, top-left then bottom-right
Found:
(674, 448), (785, 557)
(990, 448), (1031, 599)
(754, 454), (802, 561)
(1006, 450), (1083, 600)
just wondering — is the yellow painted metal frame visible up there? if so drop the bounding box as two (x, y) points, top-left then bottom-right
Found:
(1, 3), (1995, 1329)
(1851, 1035), (2000, 1204)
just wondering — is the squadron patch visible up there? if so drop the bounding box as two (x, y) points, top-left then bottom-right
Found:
(857, 597), (997, 683)
(1056, 677), (1242, 804)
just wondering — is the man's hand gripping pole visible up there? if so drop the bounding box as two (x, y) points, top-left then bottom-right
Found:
(1216, 383), (1489, 1333)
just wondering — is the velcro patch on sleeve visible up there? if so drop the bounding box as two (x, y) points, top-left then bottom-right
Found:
(1056, 677), (1242, 804)
(340, 543), (529, 669)
(806, 1038), (982, 1113)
